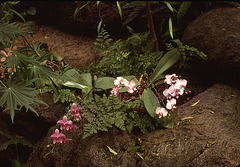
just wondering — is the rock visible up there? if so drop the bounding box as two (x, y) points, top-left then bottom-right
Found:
(182, 7), (240, 84)
(27, 123), (137, 167)
(141, 84), (240, 167)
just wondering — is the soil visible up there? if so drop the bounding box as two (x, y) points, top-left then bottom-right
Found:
(22, 21), (101, 69)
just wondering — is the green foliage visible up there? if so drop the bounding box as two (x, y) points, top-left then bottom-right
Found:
(0, 22), (32, 47)
(0, 1), (20, 23)
(166, 39), (207, 69)
(81, 95), (127, 139)
(46, 87), (76, 103)
(125, 110), (156, 134)
(0, 79), (47, 123)
(142, 88), (160, 118)
(0, 130), (33, 151)
(92, 29), (163, 77)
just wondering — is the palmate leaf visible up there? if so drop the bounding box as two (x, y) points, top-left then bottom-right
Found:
(0, 130), (33, 151)
(29, 62), (62, 88)
(0, 79), (47, 123)
(0, 22), (32, 47)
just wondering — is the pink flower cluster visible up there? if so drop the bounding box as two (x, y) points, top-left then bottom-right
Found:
(156, 74), (188, 119)
(51, 103), (82, 144)
(111, 77), (137, 97)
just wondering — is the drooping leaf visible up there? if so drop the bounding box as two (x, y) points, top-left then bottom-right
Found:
(10, 9), (26, 22)
(60, 69), (89, 89)
(142, 88), (160, 118)
(150, 48), (181, 82)
(0, 80), (47, 123)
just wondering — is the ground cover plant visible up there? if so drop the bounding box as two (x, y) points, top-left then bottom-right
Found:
(0, 1), (209, 166)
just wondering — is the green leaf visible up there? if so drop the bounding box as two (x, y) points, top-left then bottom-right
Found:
(10, 9), (26, 22)
(116, 1), (122, 19)
(97, 21), (102, 34)
(126, 26), (134, 34)
(164, 2), (174, 13)
(106, 145), (118, 155)
(94, 77), (115, 90)
(150, 48), (181, 82)
(169, 17), (173, 39)
(97, 1), (100, 7)
(177, 1), (192, 22)
(0, 80), (46, 123)
(142, 88), (160, 118)
(162, 116), (174, 128)
(73, 7), (80, 21)
(60, 69), (89, 89)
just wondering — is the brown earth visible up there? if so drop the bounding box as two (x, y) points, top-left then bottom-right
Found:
(22, 22), (100, 69)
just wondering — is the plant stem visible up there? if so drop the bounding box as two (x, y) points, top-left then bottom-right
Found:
(15, 144), (19, 160)
(145, 2), (159, 52)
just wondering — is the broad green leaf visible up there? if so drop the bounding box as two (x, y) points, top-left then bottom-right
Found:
(142, 88), (160, 118)
(169, 17), (173, 39)
(80, 73), (93, 97)
(150, 48), (181, 82)
(94, 77), (115, 90)
(60, 69), (89, 89)
(177, 1), (192, 22)
(116, 1), (122, 19)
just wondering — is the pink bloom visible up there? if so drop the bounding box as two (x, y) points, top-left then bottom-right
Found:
(110, 86), (122, 97)
(114, 77), (129, 87)
(50, 129), (66, 144)
(69, 103), (82, 121)
(69, 125), (78, 132)
(166, 98), (177, 110)
(57, 116), (73, 131)
(74, 112), (82, 121)
(164, 74), (178, 85)
(126, 80), (137, 93)
(163, 85), (177, 99)
(175, 79), (187, 92)
(155, 107), (168, 118)
(62, 136), (72, 144)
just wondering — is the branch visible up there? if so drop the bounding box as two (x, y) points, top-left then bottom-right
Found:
(145, 2), (159, 52)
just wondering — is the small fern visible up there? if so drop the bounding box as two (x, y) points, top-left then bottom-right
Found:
(93, 28), (113, 52)
(81, 94), (128, 139)
(166, 39), (207, 69)
(53, 89), (76, 103)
